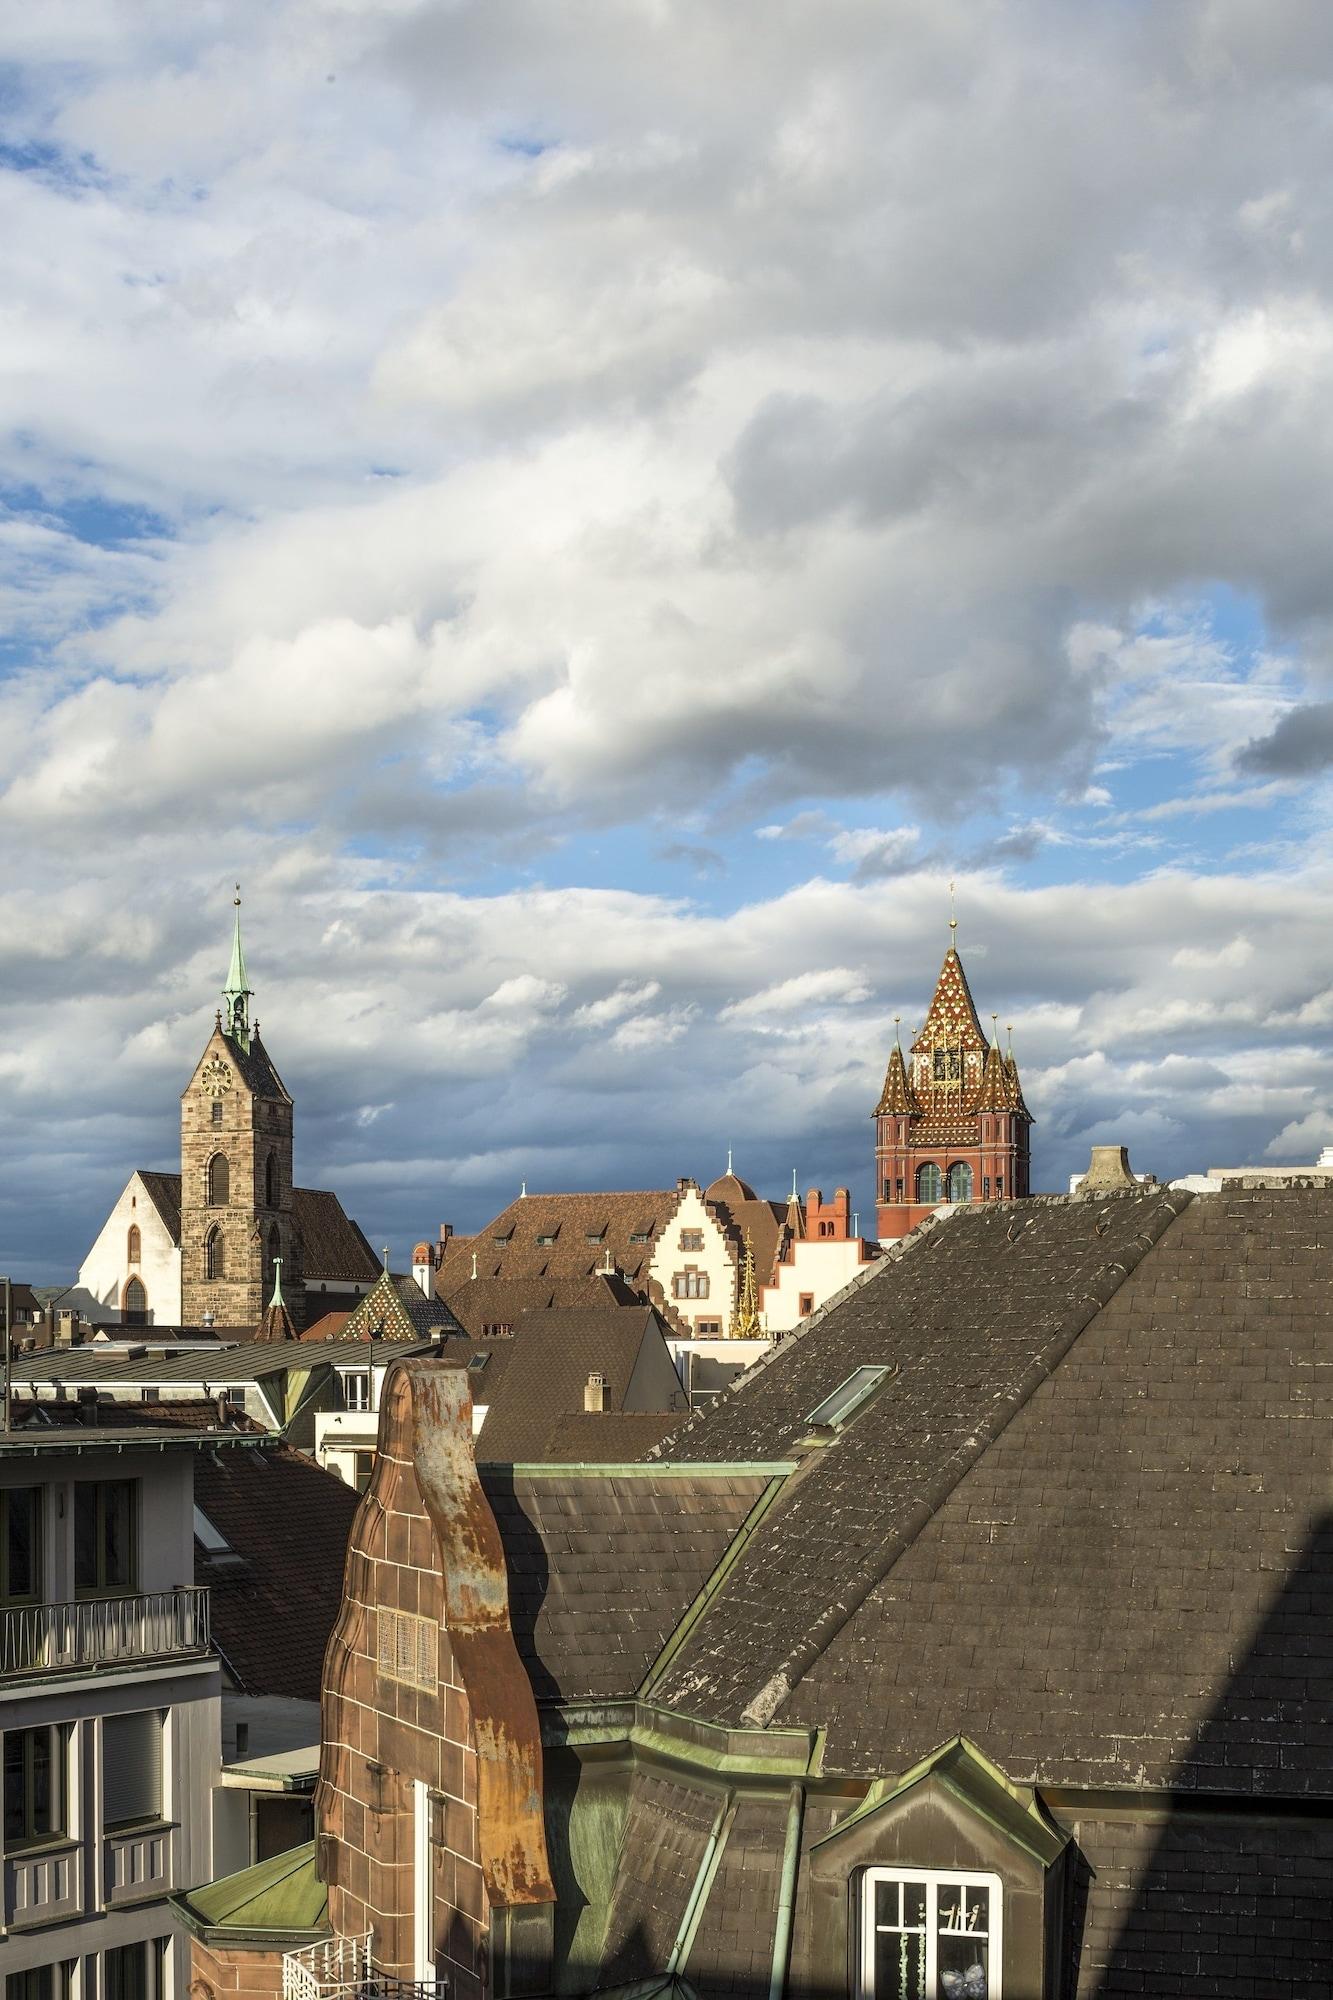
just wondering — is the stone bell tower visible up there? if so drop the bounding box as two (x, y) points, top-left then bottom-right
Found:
(873, 917), (1031, 1241)
(179, 891), (305, 1327)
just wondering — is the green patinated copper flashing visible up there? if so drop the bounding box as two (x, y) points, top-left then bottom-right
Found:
(484, 1461), (798, 1478)
(222, 887), (253, 1050)
(638, 1474), (790, 1699)
(810, 1736), (1068, 1868)
(171, 1837), (329, 1946)
(549, 1699), (820, 1782)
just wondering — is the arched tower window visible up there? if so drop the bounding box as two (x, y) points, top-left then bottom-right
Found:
(916, 1163), (943, 1206)
(265, 1151), (277, 1208)
(127, 1224), (141, 1265)
(207, 1153), (229, 1207)
(123, 1276), (147, 1326)
(205, 1226), (225, 1281)
(947, 1162), (974, 1204)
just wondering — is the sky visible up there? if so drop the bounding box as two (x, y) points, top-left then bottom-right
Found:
(3, 0), (1333, 1281)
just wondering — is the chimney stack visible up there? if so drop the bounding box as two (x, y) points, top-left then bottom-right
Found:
(584, 1371), (608, 1414)
(1076, 1145), (1140, 1194)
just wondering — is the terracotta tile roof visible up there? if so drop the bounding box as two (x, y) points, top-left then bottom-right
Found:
(434, 1190), (678, 1291)
(472, 1305), (684, 1464)
(194, 1434), (360, 1701)
(298, 1309), (352, 1343)
(438, 1272), (636, 1337)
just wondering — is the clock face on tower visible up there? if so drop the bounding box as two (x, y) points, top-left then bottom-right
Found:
(201, 1056), (233, 1098)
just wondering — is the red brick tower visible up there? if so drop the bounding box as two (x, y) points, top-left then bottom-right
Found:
(873, 929), (1031, 1239)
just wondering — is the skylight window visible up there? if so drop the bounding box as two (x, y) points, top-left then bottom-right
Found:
(193, 1506), (231, 1553)
(805, 1365), (890, 1432)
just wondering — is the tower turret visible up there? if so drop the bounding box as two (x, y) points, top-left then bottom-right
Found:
(873, 919), (1031, 1240)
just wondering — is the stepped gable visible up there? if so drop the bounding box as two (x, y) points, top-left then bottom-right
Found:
(651, 1187), (1189, 1726)
(784, 1182), (1333, 1793)
(435, 1189), (677, 1290)
(482, 1466), (775, 1700)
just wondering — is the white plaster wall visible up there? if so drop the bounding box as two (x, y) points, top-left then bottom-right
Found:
(761, 1238), (872, 1333)
(78, 1173), (182, 1324)
(649, 1185), (736, 1333)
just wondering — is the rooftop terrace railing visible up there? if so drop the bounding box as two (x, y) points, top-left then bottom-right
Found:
(283, 1937), (447, 2000)
(0, 1586), (210, 1677)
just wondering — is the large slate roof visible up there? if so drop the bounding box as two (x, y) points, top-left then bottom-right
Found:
(651, 1188), (1191, 1727)
(440, 1272), (638, 1337)
(483, 1467), (776, 1700)
(436, 1190), (678, 1291)
(784, 1182), (1333, 1795)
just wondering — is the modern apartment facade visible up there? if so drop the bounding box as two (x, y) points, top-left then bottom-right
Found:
(1, 1425), (260, 2000)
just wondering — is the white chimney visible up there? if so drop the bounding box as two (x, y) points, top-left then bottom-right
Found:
(584, 1371), (608, 1414)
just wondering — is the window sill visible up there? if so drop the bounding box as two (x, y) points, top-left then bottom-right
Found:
(105, 1815), (176, 1840)
(5, 1831), (80, 1859)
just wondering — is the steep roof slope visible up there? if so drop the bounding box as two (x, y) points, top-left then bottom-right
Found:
(440, 1272), (637, 1337)
(436, 1190), (676, 1290)
(652, 1188), (1190, 1726)
(483, 1467), (777, 1700)
(474, 1305), (685, 1464)
(783, 1182), (1333, 1794)
(195, 1434), (361, 1700)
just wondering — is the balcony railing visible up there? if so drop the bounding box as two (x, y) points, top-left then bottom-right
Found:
(283, 1937), (447, 2000)
(0, 1587), (210, 1677)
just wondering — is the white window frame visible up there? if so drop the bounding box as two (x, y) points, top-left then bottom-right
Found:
(858, 1867), (1002, 2000)
(341, 1369), (371, 1412)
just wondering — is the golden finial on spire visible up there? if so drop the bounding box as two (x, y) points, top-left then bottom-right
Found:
(991, 1011), (999, 1047)
(894, 1013), (902, 1046)
(948, 877), (957, 948)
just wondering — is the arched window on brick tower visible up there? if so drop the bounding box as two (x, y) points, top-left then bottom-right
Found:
(916, 1163), (943, 1205)
(207, 1153), (229, 1207)
(123, 1276), (147, 1326)
(205, 1226), (225, 1281)
(948, 1162), (973, 1203)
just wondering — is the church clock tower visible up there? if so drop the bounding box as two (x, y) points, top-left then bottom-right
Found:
(873, 921), (1031, 1240)
(179, 892), (306, 1327)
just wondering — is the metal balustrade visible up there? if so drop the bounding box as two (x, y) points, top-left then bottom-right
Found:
(0, 1586), (210, 1676)
(283, 1937), (447, 2000)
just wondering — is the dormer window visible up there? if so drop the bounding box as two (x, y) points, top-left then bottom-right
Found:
(535, 1232), (558, 1246)
(858, 1870), (1001, 1998)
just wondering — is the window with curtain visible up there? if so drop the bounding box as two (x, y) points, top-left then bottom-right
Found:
(916, 1163), (944, 1205)
(858, 1869), (1001, 1998)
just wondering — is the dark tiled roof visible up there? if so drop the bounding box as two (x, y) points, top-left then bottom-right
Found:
(435, 1190), (678, 1290)
(471, 1305), (684, 1464)
(194, 1435), (360, 1701)
(219, 1028), (289, 1101)
(440, 1272), (637, 1337)
(653, 1189), (1191, 1727)
(483, 1467), (774, 1700)
(494, 1409), (684, 1464)
(133, 1174), (379, 1284)
(784, 1184), (1333, 1796)
(138, 1170), (183, 1240)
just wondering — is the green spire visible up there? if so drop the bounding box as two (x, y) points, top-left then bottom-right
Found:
(222, 884), (252, 1050)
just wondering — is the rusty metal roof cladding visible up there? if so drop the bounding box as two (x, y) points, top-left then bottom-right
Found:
(481, 1466), (781, 1701)
(650, 1187), (1192, 1727)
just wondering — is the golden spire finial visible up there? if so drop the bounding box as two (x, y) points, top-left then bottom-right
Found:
(894, 1013), (902, 1048)
(948, 878), (957, 949)
(991, 1011), (999, 1048)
